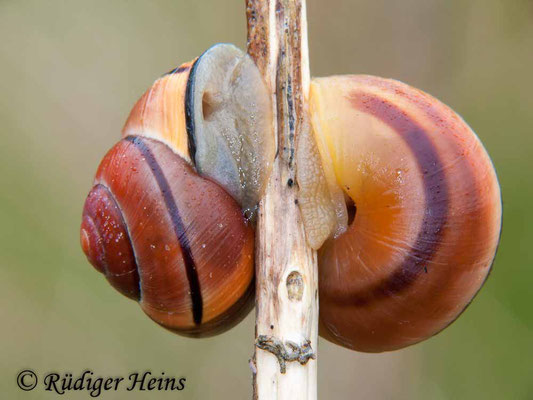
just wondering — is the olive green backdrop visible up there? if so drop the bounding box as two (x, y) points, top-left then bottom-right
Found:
(1, 1), (531, 399)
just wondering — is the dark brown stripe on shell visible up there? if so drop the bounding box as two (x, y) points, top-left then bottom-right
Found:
(163, 64), (191, 76)
(185, 57), (200, 164)
(174, 276), (256, 338)
(345, 91), (449, 306)
(125, 136), (203, 325)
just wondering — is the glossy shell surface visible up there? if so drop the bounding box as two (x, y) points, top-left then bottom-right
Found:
(310, 75), (502, 352)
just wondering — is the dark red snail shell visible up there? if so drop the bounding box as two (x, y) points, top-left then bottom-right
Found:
(80, 44), (274, 336)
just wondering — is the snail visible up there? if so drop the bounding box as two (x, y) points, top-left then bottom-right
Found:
(81, 43), (501, 350)
(80, 44), (274, 336)
(297, 75), (502, 352)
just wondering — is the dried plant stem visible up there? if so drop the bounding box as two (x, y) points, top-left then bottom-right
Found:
(246, 1), (317, 399)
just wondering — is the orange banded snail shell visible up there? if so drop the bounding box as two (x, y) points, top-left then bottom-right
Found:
(81, 44), (502, 350)
(300, 75), (502, 352)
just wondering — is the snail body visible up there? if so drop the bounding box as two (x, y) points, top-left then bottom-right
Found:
(300, 75), (502, 352)
(81, 44), (274, 336)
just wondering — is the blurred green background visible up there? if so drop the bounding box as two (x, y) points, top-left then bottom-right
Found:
(1, 0), (531, 399)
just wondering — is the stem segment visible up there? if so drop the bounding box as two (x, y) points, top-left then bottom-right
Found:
(246, 1), (318, 399)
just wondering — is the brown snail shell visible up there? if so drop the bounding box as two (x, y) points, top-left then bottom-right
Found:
(301, 75), (502, 352)
(81, 44), (274, 336)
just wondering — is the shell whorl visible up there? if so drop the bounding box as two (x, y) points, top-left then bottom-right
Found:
(81, 184), (140, 300)
(311, 75), (502, 352)
(82, 134), (255, 337)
